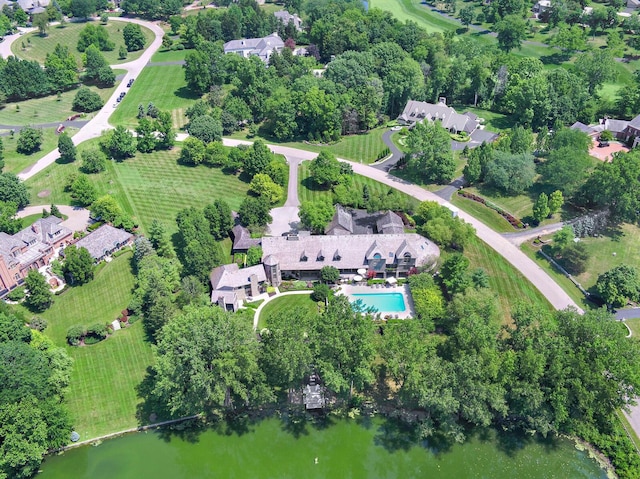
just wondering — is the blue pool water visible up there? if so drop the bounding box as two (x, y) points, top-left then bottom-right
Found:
(351, 293), (406, 313)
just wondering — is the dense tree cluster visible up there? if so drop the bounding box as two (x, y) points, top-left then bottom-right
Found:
(77, 24), (114, 52)
(0, 308), (72, 479)
(415, 201), (475, 250)
(62, 245), (94, 285)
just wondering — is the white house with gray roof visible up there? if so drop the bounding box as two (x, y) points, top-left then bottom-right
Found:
(74, 224), (133, 262)
(210, 263), (267, 311)
(223, 33), (284, 63)
(398, 98), (481, 134)
(262, 233), (439, 285)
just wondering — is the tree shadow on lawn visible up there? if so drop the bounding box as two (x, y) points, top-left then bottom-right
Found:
(173, 86), (200, 101)
(300, 176), (332, 193)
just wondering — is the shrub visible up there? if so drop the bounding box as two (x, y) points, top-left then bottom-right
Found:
(29, 316), (47, 331)
(66, 324), (85, 346)
(17, 126), (43, 154)
(86, 322), (107, 340)
(311, 283), (332, 302)
(6, 287), (25, 301)
(72, 87), (104, 113)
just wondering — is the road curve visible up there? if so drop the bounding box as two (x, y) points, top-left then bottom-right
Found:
(222, 138), (582, 313)
(17, 17), (165, 181)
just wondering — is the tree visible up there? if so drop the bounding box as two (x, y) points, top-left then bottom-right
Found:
(495, 15), (527, 52)
(548, 190), (563, 215)
(204, 141), (228, 167)
(299, 199), (334, 233)
(80, 147), (106, 173)
(532, 192), (550, 224)
(90, 195), (122, 222)
(309, 151), (342, 188)
(70, 0), (96, 19)
(0, 201), (22, 234)
(72, 86), (103, 112)
(77, 24), (113, 52)
(551, 23), (586, 54)
(101, 126), (136, 160)
(44, 44), (79, 91)
(148, 219), (174, 258)
(408, 273), (445, 325)
(153, 306), (269, 415)
(540, 147), (591, 197)
(186, 115), (222, 144)
(122, 23), (145, 51)
(244, 140), (273, 178)
(63, 245), (94, 285)
(179, 137), (206, 165)
(57, 132), (76, 163)
(136, 117), (157, 153)
(238, 197), (272, 227)
(33, 12), (49, 36)
(415, 201), (475, 250)
(552, 225), (574, 252)
(50, 204), (62, 218)
(406, 120), (455, 184)
(575, 49), (617, 94)
(17, 126), (43, 154)
(246, 245), (262, 267)
(155, 111), (175, 150)
(463, 153), (481, 184)
(70, 174), (97, 205)
(0, 173), (29, 208)
(0, 138), (3, 169)
(203, 200), (233, 240)
(83, 45), (114, 86)
(311, 295), (375, 397)
(320, 265), (340, 284)
(118, 45), (128, 60)
(596, 265), (640, 308)
(484, 151), (535, 196)
(249, 173), (283, 204)
(440, 253), (471, 298)
(459, 6), (474, 28)
(25, 270), (52, 312)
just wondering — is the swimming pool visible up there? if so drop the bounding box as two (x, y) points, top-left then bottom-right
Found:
(351, 293), (406, 313)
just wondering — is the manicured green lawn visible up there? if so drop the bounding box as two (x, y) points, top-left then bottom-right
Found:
(298, 162), (417, 208)
(110, 65), (198, 129)
(257, 293), (317, 330)
(371, 0), (459, 33)
(464, 236), (552, 321)
(230, 127), (389, 164)
(25, 146), (251, 234)
(150, 48), (190, 63)
(3, 127), (78, 174)
(625, 318), (640, 338)
(0, 84), (116, 126)
(16, 251), (153, 440)
(12, 21), (154, 66)
(450, 194), (515, 233)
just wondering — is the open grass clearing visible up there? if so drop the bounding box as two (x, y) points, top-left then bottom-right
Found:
(150, 48), (190, 63)
(450, 193), (515, 233)
(14, 251), (153, 439)
(25, 145), (251, 234)
(624, 317), (640, 338)
(110, 65), (197, 129)
(371, 0), (460, 33)
(3, 127), (78, 174)
(12, 20), (154, 66)
(465, 236), (553, 321)
(257, 293), (317, 330)
(0, 84), (116, 126)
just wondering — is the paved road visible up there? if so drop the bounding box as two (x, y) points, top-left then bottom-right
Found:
(434, 176), (465, 201)
(373, 130), (404, 171)
(0, 27), (36, 59)
(502, 221), (565, 245)
(0, 120), (89, 133)
(284, 155), (303, 207)
(223, 138), (581, 313)
(16, 17), (165, 181)
(16, 204), (90, 231)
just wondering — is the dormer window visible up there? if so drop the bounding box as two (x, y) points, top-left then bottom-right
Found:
(300, 251), (307, 262)
(317, 249), (324, 261)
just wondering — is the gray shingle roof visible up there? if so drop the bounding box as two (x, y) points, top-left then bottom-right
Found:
(628, 114), (640, 129)
(398, 100), (480, 133)
(210, 263), (266, 290)
(325, 205), (353, 234)
(231, 225), (261, 251)
(0, 217), (72, 269)
(376, 211), (404, 235)
(223, 33), (284, 61)
(262, 233), (439, 271)
(74, 225), (132, 260)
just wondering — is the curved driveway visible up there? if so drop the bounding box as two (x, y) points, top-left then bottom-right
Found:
(223, 138), (581, 313)
(16, 204), (90, 231)
(15, 17), (165, 181)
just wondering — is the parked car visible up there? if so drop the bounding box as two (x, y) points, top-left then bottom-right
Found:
(127, 78), (134, 87)
(598, 141), (610, 148)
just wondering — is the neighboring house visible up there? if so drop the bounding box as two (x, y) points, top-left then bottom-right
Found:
(532, 0), (551, 16)
(16, 0), (49, 12)
(571, 114), (640, 148)
(210, 263), (267, 312)
(325, 205), (405, 236)
(0, 216), (72, 296)
(262, 233), (439, 285)
(74, 224), (133, 262)
(274, 10), (303, 31)
(231, 225), (261, 254)
(628, 0), (640, 9)
(397, 99), (480, 134)
(223, 33), (284, 63)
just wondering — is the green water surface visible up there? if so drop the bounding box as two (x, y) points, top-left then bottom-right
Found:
(39, 417), (608, 479)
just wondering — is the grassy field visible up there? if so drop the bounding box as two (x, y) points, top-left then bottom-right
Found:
(465, 236), (553, 321)
(371, 0), (460, 33)
(0, 84), (116, 126)
(257, 293), (316, 330)
(297, 162), (417, 208)
(109, 65), (197, 129)
(25, 145), (251, 234)
(150, 48), (189, 63)
(12, 21), (154, 66)
(230, 127), (389, 164)
(3, 127), (78, 174)
(15, 251), (153, 439)
(450, 194), (516, 233)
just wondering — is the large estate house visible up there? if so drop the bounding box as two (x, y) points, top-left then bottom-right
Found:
(571, 114), (640, 148)
(210, 263), (267, 312)
(223, 33), (284, 63)
(0, 216), (72, 296)
(74, 224), (134, 263)
(398, 98), (481, 134)
(325, 205), (405, 235)
(261, 233), (439, 286)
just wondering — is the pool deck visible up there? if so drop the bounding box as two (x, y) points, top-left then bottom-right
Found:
(337, 283), (415, 319)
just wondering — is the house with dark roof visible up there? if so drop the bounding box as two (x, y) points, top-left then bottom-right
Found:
(210, 263), (267, 311)
(262, 233), (439, 285)
(74, 225), (133, 262)
(571, 114), (640, 147)
(325, 205), (405, 236)
(274, 10), (303, 31)
(231, 225), (261, 254)
(223, 33), (284, 63)
(398, 98), (480, 133)
(0, 216), (72, 296)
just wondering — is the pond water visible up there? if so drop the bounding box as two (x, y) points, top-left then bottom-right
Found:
(39, 417), (608, 479)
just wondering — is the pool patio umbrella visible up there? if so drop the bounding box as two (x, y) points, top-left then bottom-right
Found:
(353, 275), (363, 282)
(357, 268), (367, 275)
(386, 277), (397, 285)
